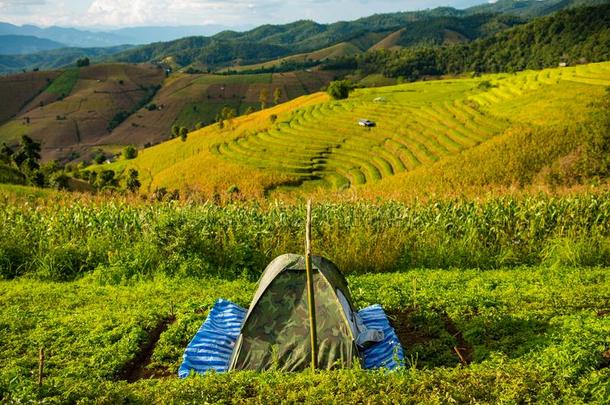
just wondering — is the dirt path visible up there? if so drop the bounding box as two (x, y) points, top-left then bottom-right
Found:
(117, 315), (176, 382)
(387, 307), (474, 366)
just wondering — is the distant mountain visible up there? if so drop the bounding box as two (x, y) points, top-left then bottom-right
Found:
(0, 35), (65, 55)
(0, 22), (252, 48)
(107, 25), (252, 44)
(0, 45), (133, 73)
(110, 12), (523, 70)
(465, 0), (610, 17)
(0, 22), (127, 48)
(109, 0), (609, 71)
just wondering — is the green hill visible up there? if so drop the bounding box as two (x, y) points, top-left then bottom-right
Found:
(0, 45), (133, 74)
(109, 0), (606, 71)
(100, 62), (610, 200)
(339, 3), (610, 81)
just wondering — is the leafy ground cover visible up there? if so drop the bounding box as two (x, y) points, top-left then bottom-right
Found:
(0, 191), (608, 401)
(0, 266), (608, 403)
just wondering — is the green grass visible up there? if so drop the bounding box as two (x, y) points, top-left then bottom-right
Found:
(1, 266), (608, 402)
(44, 68), (79, 96)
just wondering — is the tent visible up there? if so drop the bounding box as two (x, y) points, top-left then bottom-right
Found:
(179, 254), (403, 376)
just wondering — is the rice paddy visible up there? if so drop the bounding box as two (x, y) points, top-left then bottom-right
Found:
(210, 62), (610, 191)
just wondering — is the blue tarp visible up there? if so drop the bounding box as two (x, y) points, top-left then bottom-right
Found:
(358, 304), (405, 369)
(178, 299), (404, 377)
(178, 299), (246, 378)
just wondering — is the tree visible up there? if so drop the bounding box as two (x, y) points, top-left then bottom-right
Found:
(50, 172), (70, 190)
(123, 146), (138, 160)
(273, 88), (282, 105)
(259, 88), (269, 110)
(0, 143), (13, 164)
(180, 127), (188, 142)
(76, 57), (90, 67)
(97, 170), (117, 188)
(13, 135), (41, 174)
(126, 169), (141, 193)
(93, 151), (106, 165)
(244, 106), (255, 115)
(327, 80), (352, 100)
(171, 125), (180, 139)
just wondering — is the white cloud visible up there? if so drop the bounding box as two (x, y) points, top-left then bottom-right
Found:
(0, 0), (488, 28)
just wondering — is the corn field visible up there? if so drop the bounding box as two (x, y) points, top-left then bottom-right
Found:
(2, 193), (610, 281)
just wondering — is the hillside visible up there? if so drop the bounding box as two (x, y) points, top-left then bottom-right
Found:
(108, 0), (598, 72)
(339, 3), (610, 81)
(104, 70), (338, 148)
(0, 35), (65, 55)
(102, 62), (610, 199)
(0, 69), (61, 122)
(0, 63), (165, 161)
(0, 45), (133, 74)
(0, 65), (339, 162)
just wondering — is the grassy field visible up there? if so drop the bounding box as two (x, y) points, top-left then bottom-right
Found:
(1, 186), (610, 402)
(43, 68), (79, 96)
(104, 62), (610, 199)
(0, 266), (608, 402)
(219, 42), (363, 73)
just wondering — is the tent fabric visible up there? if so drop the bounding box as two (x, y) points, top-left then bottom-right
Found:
(358, 304), (405, 369)
(179, 300), (404, 377)
(230, 270), (354, 371)
(229, 254), (358, 372)
(178, 299), (246, 378)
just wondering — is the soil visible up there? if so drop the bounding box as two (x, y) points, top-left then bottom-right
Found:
(117, 315), (176, 382)
(441, 312), (474, 365)
(386, 307), (474, 366)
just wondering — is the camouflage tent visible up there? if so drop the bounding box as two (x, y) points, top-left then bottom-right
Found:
(229, 253), (371, 371)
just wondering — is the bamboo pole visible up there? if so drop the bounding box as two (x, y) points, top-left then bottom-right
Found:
(38, 347), (44, 388)
(305, 199), (318, 370)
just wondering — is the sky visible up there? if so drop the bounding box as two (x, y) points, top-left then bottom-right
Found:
(0, 0), (491, 28)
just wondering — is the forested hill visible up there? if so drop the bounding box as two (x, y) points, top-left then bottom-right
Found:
(331, 3), (610, 80)
(109, 0), (609, 70)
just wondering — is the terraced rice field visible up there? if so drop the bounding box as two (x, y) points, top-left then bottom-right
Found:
(104, 70), (337, 149)
(211, 62), (610, 190)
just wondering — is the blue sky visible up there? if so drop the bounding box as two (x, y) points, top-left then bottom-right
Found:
(0, 0), (491, 28)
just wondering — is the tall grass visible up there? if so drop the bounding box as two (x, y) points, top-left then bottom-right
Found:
(2, 194), (610, 282)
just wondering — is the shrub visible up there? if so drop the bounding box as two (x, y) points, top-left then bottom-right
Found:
(327, 80), (352, 100)
(123, 146), (138, 160)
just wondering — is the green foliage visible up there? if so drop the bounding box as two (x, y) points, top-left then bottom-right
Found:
(123, 146), (138, 160)
(126, 169), (141, 193)
(327, 80), (352, 100)
(76, 57), (90, 67)
(2, 196), (610, 282)
(107, 85), (161, 132)
(0, 266), (609, 402)
(0, 163), (25, 185)
(107, 111), (130, 132)
(179, 127), (188, 142)
(93, 151), (106, 164)
(44, 68), (79, 96)
(344, 4), (610, 80)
